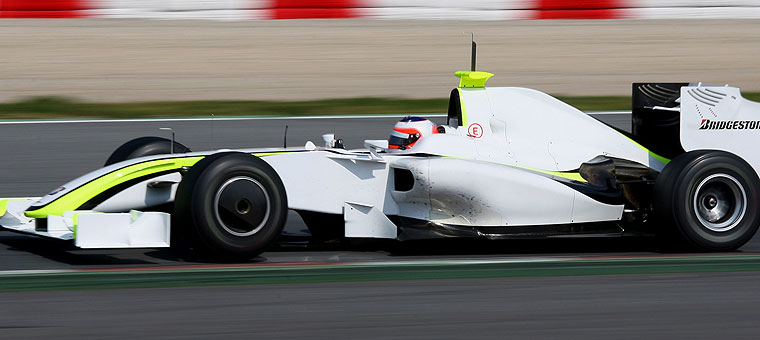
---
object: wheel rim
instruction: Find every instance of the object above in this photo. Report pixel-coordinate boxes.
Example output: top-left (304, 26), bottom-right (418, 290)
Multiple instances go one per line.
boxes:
top-left (692, 173), bottom-right (747, 232)
top-left (213, 176), bottom-right (271, 237)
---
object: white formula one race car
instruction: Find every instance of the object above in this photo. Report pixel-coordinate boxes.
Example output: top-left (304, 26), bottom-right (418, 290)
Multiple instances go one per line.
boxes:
top-left (2, 71), bottom-right (760, 259)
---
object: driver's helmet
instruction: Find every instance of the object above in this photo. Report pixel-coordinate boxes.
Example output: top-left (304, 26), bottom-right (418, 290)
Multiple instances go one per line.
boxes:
top-left (388, 116), bottom-right (438, 150)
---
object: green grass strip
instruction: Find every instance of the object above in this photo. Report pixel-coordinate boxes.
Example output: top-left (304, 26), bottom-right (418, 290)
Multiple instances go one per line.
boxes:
top-left (2, 255), bottom-right (759, 292)
top-left (2, 93), bottom-right (759, 119)
top-left (0, 97), bottom-right (448, 119)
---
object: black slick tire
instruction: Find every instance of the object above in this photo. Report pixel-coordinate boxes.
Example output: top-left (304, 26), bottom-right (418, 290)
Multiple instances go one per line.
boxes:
top-left (654, 150), bottom-right (760, 251)
top-left (105, 136), bottom-right (191, 166)
top-left (174, 152), bottom-right (288, 260)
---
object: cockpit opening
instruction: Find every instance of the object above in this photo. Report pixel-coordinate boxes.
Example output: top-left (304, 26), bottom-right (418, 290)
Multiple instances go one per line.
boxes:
top-left (446, 89), bottom-right (463, 127)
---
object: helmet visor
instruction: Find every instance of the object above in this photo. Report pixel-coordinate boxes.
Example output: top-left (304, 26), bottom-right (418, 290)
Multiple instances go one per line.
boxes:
top-left (388, 130), bottom-right (420, 150)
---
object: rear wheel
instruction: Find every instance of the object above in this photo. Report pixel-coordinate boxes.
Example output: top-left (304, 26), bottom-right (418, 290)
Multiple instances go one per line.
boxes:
top-left (105, 136), bottom-right (191, 166)
top-left (654, 150), bottom-right (760, 251)
top-left (174, 152), bottom-right (288, 260)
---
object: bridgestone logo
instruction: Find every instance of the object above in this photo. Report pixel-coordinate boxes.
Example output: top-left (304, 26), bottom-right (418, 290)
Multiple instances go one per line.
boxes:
top-left (700, 119), bottom-right (760, 130)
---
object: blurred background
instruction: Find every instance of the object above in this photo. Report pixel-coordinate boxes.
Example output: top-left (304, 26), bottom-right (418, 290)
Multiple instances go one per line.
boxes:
top-left (2, 0), bottom-right (760, 105)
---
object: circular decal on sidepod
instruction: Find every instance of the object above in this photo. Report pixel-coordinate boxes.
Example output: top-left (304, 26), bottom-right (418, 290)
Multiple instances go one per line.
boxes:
top-left (467, 123), bottom-right (484, 138)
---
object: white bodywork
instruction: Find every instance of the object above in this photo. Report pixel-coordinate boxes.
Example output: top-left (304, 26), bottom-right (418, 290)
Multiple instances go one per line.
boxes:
top-left (446, 87), bottom-right (665, 171)
top-left (264, 87), bottom-right (666, 233)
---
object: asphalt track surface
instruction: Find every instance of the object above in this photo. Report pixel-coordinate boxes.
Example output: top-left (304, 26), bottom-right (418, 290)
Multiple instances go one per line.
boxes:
top-left (2, 114), bottom-right (760, 339)
top-left (3, 272), bottom-right (760, 339)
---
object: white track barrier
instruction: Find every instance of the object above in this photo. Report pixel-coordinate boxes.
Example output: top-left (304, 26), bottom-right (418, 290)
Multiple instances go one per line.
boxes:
top-left (90, 0), bottom-right (269, 10)
top-left (363, 8), bottom-right (532, 20)
top-left (89, 0), bottom-right (267, 20)
top-left (361, 0), bottom-right (534, 10)
top-left (91, 9), bottom-right (268, 20)
top-left (359, 0), bottom-right (534, 19)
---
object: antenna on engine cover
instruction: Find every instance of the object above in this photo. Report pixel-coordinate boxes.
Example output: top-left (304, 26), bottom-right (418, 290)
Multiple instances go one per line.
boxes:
top-left (455, 33), bottom-right (492, 88)
top-left (465, 32), bottom-right (476, 71)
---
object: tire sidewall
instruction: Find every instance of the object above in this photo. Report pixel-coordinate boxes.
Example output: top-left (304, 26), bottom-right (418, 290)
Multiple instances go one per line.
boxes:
top-left (177, 152), bottom-right (287, 259)
top-left (667, 151), bottom-right (760, 250)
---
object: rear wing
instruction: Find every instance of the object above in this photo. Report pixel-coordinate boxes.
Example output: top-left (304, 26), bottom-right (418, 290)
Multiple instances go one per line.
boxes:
top-left (632, 82), bottom-right (760, 176)
top-left (680, 85), bottom-right (760, 176)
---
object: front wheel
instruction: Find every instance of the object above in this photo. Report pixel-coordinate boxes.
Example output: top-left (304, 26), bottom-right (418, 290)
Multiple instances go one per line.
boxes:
top-left (654, 150), bottom-right (760, 251)
top-left (174, 152), bottom-right (288, 260)
top-left (105, 136), bottom-right (191, 166)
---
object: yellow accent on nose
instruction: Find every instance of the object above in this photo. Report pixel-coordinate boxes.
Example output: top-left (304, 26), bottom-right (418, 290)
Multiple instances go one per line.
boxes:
top-left (0, 198), bottom-right (28, 216)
